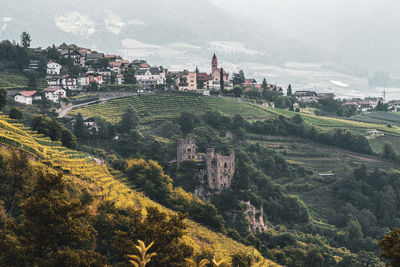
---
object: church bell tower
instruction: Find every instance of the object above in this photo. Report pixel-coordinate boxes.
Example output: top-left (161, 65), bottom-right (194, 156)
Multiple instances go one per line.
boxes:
top-left (212, 53), bottom-right (218, 73)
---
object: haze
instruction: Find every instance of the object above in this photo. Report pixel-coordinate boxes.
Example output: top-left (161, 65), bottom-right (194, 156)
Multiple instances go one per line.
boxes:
top-left (212, 0), bottom-right (400, 72)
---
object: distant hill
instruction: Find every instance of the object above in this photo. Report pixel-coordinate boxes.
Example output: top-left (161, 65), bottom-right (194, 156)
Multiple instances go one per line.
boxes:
top-left (0, 0), bottom-right (327, 70)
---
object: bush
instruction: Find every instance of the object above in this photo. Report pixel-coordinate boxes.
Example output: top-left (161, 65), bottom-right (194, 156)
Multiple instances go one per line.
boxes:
top-left (8, 107), bottom-right (24, 120)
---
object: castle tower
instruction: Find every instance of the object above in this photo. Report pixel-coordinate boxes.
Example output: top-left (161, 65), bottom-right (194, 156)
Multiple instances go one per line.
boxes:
top-left (212, 53), bottom-right (218, 73)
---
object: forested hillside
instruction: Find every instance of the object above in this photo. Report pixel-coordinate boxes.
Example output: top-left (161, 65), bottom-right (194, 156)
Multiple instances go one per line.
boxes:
top-left (0, 113), bottom-right (277, 266)
top-left (68, 92), bottom-right (400, 266)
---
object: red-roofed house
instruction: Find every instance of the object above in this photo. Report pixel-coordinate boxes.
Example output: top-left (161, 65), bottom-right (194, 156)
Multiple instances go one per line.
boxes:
top-left (14, 91), bottom-right (41, 105)
top-left (140, 63), bottom-right (150, 68)
top-left (88, 75), bottom-right (104, 85)
top-left (43, 87), bottom-right (67, 103)
top-left (243, 79), bottom-right (257, 86)
top-left (109, 60), bottom-right (130, 73)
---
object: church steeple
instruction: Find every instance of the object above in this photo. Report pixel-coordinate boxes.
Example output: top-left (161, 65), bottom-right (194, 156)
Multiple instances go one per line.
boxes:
top-left (212, 53), bottom-right (218, 73)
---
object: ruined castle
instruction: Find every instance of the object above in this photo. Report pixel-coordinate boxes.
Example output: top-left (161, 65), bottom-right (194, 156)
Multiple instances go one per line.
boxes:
top-left (177, 138), bottom-right (235, 191)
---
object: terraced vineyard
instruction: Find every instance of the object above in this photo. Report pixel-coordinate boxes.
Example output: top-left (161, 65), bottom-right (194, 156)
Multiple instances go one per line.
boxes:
top-left (0, 113), bottom-right (278, 266)
top-left (70, 93), bottom-right (271, 123)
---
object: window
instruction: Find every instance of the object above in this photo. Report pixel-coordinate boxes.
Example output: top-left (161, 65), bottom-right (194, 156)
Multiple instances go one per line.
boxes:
top-left (224, 162), bottom-right (227, 168)
top-left (187, 148), bottom-right (191, 152)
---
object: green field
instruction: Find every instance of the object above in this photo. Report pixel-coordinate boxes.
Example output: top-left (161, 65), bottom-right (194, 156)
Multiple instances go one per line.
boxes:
top-left (0, 73), bottom-right (47, 90)
top-left (71, 93), bottom-right (272, 123)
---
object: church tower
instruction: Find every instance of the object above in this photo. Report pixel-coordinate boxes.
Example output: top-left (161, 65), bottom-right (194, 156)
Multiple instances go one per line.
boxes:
top-left (212, 53), bottom-right (218, 73)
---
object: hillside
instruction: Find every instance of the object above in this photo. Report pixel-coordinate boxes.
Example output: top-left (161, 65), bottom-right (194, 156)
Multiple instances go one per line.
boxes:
top-left (72, 92), bottom-right (400, 155)
top-left (0, 113), bottom-right (278, 266)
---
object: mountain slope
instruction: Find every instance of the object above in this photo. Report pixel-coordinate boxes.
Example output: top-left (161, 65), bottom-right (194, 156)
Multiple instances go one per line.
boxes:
top-left (0, 113), bottom-right (279, 266)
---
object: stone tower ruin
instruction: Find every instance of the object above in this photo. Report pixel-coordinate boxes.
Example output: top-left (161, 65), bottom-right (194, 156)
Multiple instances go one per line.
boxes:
top-left (176, 138), bottom-right (235, 192)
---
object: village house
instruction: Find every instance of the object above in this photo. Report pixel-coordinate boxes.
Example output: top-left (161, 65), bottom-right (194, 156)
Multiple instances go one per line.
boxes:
top-left (43, 86), bottom-right (67, 103)
top-left (294, 91), bottom-right (318, 102)
top-left (243, 79), bottom-right (257, 86)
top-left (85, 52), bottom-right (105, 63)
top-left (178, 70), bottom-right (197, 91)
top-left (28, 60), bottom-right (40, 71)
top-left (116, 74), bottom-right (124, 85)
top-left (88, 74), bottom-right (104, 85)
top-left (67, 50), bottom-right (84, 66)
top-left (14, 91), bottom-right (41, 105)
top-left (60, 75), bottom-right (78, 90)
top-left (389, 100), bottom-right (400, 111)
top-left (196, 71), bottom-right (211, 90)
top-left (135, 66), bottom-right (166, 89)
top-left (97, 69), bottom-right (112, 78)
top-left (109, 60), bottom-right (130, 73)
top-left (47, 61), bottom-right (62, 75)
top-left (77, 75), bottom-right (90, 87)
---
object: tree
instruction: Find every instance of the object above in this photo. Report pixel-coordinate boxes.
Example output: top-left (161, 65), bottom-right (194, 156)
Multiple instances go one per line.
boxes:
top-left (125, 158), bottom-right (173, 203)
top-left (232, 70), bottom-right (245, 85)
top-left (74, 113), bottom-right (88, 140)
top-left (287, 84), bottom-right (292, 96)
top-left (376, 100), bottom-right (389, 112)
top-left (177, 112), bottom-right (198, 135)
top-left (261, 78), bottom-right (268, 90)
top-left (20, 31), bottom-right (31, 48)
top-left (8, 107), bottom-right (23, 120)
top-left (382, 142), bottom-right (397, 161)
top-left (119, 107), bottom-right (139, 134)
top-left (220, 68), bottom-right (224, 91)
top-left (0, 169), bottom-right (105, 266)
top-left (61, 128), bottom-right (77, 149)
top-left (378, 228), bottom-right (400, 266)
top-left (24, 70), bottom-right (38, 89)
top-left (0, 88), bottom-right (7, 110)
top-left (233, 85), bottom-right (243, 98)
top-left (15, 45), bottom-right (29, 71)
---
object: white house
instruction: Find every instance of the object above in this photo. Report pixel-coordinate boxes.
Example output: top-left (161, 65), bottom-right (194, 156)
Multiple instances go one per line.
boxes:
top-left (116, 74), bottom-right (124, 85)
top-left (77, 76), bottom-right (90, 87)
top-left (60, 75), bottom-right (78, 90)
top-left (47, 61), bottom-right (62, 75)
top-left (135, 66), bottom-right (166, 89)
top-left (294, 91), bottom-right (318, 102)
top-left (43, 87), bottom-right (67, 103)
top-left (14, 91), bottom-right (41, 105)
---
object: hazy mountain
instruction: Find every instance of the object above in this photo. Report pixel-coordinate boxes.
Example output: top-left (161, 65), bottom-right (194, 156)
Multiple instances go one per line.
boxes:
top-left (0, 0), bottom-right (328, 71)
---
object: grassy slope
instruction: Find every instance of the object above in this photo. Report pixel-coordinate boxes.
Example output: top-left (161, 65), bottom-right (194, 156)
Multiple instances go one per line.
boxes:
top-left (0, 73), bottom-right (47, 90)
top-left (0, 113), bottom-right (278, 266)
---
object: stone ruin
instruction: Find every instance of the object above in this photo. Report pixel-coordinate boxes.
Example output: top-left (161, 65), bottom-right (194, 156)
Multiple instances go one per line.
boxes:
top-left (177, 137), bottom-right (235, 192)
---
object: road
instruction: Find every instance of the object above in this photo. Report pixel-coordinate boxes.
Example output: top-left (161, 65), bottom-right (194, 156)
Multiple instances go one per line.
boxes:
top-left (58, 92), bottom-right (137, 118)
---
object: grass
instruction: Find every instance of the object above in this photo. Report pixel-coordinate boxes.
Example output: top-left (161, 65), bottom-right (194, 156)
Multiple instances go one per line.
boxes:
top-left (0, 113), bottom-right (278, 266)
